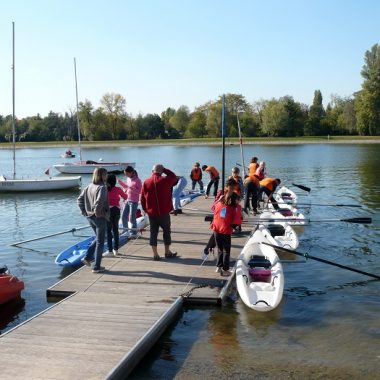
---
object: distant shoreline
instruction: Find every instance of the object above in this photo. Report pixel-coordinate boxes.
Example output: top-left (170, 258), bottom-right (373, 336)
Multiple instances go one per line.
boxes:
top-left (1, 138), bottom-right (380, 149)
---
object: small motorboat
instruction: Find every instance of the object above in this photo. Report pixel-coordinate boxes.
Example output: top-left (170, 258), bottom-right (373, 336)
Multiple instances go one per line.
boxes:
top-left (236, 229), bottom-right (284, 312)
top-left (61, 150), bottom-right (76, 158)
top-left (0, 265), bottom-right (24, 305)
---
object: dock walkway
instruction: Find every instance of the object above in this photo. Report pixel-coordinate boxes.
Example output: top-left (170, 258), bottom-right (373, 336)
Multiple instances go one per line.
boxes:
top-left (0, 197), bottom-right (251, 379)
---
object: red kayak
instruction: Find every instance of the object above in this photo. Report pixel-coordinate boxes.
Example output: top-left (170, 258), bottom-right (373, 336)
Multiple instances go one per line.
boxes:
top-left (0, 268), bottom-right (24, 305)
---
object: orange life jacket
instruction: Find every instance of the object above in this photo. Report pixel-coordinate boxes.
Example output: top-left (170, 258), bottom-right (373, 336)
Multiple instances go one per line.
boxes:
top-left (249, 162), bottom-right (259, 176)
top-left (190, 167), bottom-right (202, 181)
top-left (260, 177), bottom-right (277, 191)
top-left (206, 166), bottom-right (219, 179)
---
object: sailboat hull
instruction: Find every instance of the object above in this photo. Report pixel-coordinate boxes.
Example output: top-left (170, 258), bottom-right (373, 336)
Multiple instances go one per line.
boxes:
top-left (53, 162), bottom-right (135, 174)
top-left (0, 176), bottom-right (81, 192)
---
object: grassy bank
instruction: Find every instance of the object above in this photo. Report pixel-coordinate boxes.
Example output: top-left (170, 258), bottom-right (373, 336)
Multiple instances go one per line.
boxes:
top-left (1, 135), bottom-right (380, 149)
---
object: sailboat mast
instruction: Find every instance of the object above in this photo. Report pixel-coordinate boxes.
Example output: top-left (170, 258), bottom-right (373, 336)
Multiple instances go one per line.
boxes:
top-left (12, 21), bottom-right (16, 179)
top-left (221, 95), bottom-right (226, 190)
top-left (74, 57), bottom-right (82, 161)
top-left (237, 111), bottom-right (246, 176)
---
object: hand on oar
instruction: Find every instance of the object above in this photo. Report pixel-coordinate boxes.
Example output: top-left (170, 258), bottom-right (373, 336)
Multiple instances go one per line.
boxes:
top-left (261, 242), bottom-right (380, 280)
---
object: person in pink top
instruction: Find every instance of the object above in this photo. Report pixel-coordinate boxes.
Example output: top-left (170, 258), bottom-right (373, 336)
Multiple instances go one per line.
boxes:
top-left (118, 166), bottom-right (142, 237)
top-left (105, 174), bottom-right (127, 256)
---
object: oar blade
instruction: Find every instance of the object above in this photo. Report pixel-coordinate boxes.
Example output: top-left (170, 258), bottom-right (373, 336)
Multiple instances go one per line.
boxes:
top-left (292, 183), bottom-right (311, 192)
top-left (341, 217), bottom-right (372, 224)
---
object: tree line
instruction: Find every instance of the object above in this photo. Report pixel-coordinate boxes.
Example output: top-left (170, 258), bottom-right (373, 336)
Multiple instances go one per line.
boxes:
top-left (1, 44), bottom-right (379, 143)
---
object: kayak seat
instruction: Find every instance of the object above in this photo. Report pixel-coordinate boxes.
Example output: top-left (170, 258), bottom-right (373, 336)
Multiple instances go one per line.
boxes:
top-left (267, 224), bottom-right (285, 237)
top-left (278, 208), bottom-right (293, 217)
top-left (248, 255), bottom-right (272, 269)
top-left (249, 268), bottom-right (271, 283)
top-left (281, 192), bottom-right (292, 197)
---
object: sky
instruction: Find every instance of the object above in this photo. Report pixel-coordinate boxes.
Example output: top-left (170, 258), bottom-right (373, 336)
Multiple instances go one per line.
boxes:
top-left (0, 0), bottom-right (379, 119)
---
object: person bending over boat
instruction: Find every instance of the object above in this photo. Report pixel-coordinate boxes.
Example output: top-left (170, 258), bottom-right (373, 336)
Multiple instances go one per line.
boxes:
top-left (118, 166), bottom-right (142, 237)
top-left (105, 174), bottom-right (128, 256)
top-left (259, 177), bottom-right (281, 210)
top-left (140, 164), bottom-right (178, 261)
top-left (171, 176), bottom-right (188, 215)
top-left (202, 164), bottom-right (220, 199)
top-left (77, 167), bottom-right (110, 273)
top-left (211, 179), bottom-right (242, 276)
top-left (190, 162), bottom-right (203, 192)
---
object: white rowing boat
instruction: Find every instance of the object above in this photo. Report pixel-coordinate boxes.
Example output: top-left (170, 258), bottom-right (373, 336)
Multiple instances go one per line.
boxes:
top-left (236, 229), bottom-right (284, 312)
top-left (257, 221), bottom-right (299, 250)
top-left (275, 185), bottom-right (298, 205)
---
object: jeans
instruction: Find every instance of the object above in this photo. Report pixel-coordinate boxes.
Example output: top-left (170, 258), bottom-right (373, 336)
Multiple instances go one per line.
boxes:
top-left (107, 207), bottom-right (120, 251)
top-left (122, 201), bottom-right (138, 232)
top-left (172, 177), bottom-right (188, 210)
top-left (84, 216), bottom-right (107, 270)
top-left (191, 179), bottom-right (204, 191)
top-left (148, 214), bottom-right (171, 246)
top-left (215, 232), bottom-right (231, 271)
top-left (244, 181), bottom-right (259, 211)
top-left (206, 178), bottom-right (219, 197)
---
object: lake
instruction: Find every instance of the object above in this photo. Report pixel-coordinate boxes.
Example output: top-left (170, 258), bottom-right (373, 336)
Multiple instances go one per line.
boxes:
top-left (0, 143), bottom-right (379, 378)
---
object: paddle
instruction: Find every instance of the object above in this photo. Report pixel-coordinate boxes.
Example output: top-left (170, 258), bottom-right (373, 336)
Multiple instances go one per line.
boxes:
top-left (291, 183), bottom-right (311, 192)
top-left (256, 217), bottom-right (372, 224)
top-left (261, 242), bottom-right (380, 280)
top-left (290, 202), bottom-right (362, 208)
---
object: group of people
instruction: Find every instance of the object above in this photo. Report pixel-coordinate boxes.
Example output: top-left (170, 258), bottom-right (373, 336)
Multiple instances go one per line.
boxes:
top-left (76, 157), bottom-right (281, 276)
top-left (77, 164), bottom-right (183, 273)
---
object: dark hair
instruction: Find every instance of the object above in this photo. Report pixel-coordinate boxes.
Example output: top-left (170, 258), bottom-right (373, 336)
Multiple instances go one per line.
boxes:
top-left (106, 173), bottom-right (117, 189)
top-left (202, 165), bottom-right (207, 171)
top-left (251, 157), bottom-right (258, 163)
top-left (225, 178), bottom-right (237, 187)
top-left (275, 178), bottom-right (281, 184)
top-left (125, 165), bottom-right (138, 177)
top-left (220, 191), bottom-right (239, 206)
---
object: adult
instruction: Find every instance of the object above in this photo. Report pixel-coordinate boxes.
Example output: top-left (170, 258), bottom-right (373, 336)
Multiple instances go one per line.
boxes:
top-left (105, 174), bottom-right (127, 256)
top-left (140, 164), bottom-right (178, 260)
top-left (118, 166), bottom-right (142, 237)
top-left (202, 164), bottom-right (220, 199)
top-left (190, 162), bottom-right (203, 192)
top-left (172, 176), bottom-right (188, 215)
top-left (77, 167), bottom-right (110, 273)
top-left (248, 157), bottom-right (259, 176)
top-left (243, 173), bottom-right (260, 215)
top-left (259, 178), bottom-right (281, 210)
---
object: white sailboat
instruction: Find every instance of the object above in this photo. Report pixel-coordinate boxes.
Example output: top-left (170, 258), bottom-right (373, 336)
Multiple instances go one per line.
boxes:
top-left (0, 22), bottom-right (81, 193)
top-left (53, 58), bottom-right (135, 174)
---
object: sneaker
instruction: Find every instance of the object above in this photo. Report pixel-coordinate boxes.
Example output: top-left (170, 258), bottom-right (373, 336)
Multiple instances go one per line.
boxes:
top-left (92, 266), bottom-right (106, 273)
top-left (112, 249), bottom-right (118, 256)
top-left (103, 251), bottom-right (113, 257)
top-left (215, 267), bottom-right (222, 273)
top-left (176, 209), bottom-right (183, 214)
top-left (81, 258), bottom-right (91, 267)
top-left (201, 252), bottom-right (209, 261)
top-left (221, 269), bottom-right (232, 276)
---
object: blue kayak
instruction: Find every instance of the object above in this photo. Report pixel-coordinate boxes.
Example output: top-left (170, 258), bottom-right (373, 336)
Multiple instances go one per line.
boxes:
top-left (55, 236), bottom-right (95, 267)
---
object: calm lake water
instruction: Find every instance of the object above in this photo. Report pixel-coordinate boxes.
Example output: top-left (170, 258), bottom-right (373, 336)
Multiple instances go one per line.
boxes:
top-left (1, 143), bottom-right (379, 379)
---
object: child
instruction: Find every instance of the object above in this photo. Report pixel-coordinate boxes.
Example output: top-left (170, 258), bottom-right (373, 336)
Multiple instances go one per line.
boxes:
top-left (210, 179), bottom-right (242, 275)
top-left (118, 166), bottom-right (142, 237)
top-left (190, 162), bottom-right (203, 192)
top-left (105, 174), bottom-right (127, 256)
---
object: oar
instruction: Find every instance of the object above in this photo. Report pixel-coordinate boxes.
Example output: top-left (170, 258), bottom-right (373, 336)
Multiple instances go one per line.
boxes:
top-left (256, 217), bottom-right (372, 224)
top-left (10, 225), bottom-right (91, 247)
top-left (261, 242), bottom-right (380, 280)
top-left (291, 202), bottom-right (362, 208)
top-left (291, 183), bottom-right (311, 192)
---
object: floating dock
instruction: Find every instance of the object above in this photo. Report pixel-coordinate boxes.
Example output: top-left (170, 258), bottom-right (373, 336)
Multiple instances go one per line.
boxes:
top-left (0, 197), bottom-right (251, 379)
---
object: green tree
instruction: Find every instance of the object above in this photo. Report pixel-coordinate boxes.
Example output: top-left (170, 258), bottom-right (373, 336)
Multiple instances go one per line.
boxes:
top-left (279, 96), bottom-right (306, 136)
top-left (169, 106), bottom-right (190, 137)
top-left (79, 100), bottom-right (95, 141)
top-left (305, 90), bottom-right (325, 135)
top-left (355, 44), bottom-right (380, 135)
top-left (186, 111), bottom-right (207, 137)
top-left (261, 99), bottom-right (288, 136)
top-left (100, 93), bottom-right (127, 140)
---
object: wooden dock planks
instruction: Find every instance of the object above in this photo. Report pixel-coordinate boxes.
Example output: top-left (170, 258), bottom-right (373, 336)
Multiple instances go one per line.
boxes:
top-left (0, 196), bottom-right (252, 379)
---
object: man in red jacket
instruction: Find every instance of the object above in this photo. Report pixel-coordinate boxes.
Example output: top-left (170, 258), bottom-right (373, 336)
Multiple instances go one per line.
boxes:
top-left (141, 164), bottom-right (178, 260)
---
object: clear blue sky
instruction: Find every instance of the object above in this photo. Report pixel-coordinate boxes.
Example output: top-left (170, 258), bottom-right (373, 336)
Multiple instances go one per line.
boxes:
top-left (0, 0), bottom-right (379, 118)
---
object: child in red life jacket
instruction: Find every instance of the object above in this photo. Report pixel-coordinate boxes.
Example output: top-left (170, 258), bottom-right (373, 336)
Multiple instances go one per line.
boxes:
top-left (210, 179), bottom-right (242, 276)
